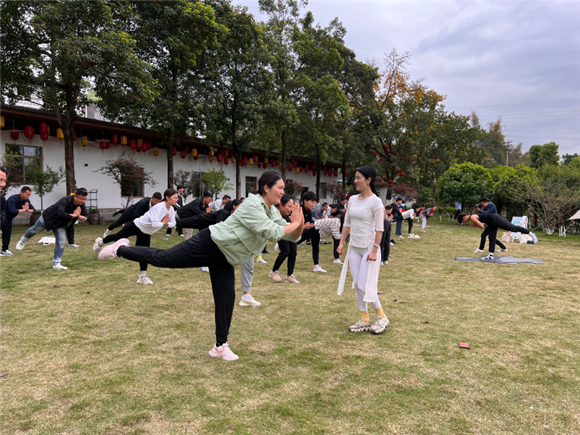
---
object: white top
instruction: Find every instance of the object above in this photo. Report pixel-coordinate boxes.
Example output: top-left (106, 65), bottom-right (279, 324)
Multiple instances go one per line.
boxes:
top-left (343, 194), bottom-right (384, 249)
top-left (134, 202), bottom-right (176, 235)
top-left (402, 208), bottom-right (415, 219)
top-left (210, 199), bottom-right (223, 211)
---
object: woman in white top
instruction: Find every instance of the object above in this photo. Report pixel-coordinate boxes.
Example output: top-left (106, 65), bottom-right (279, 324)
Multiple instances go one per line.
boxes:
top-left (337, 166), bottom-right (389, 335)
top-left (93, 188), bottom-right (178, 284)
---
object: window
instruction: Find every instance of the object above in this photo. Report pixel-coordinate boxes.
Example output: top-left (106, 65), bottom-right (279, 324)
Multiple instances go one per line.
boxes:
top-left (320, 182), bottom-right (328, 199)
top-left (121, 167), bottom-right (144, 198)
top-left (245, 176), bottom-right (257, 197)
top-left (4, 144), bottom-right (43, 184)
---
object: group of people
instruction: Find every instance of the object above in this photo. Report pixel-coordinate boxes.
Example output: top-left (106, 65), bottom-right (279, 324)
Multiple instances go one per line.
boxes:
top-left (1, 162), bottom-right (535, 363)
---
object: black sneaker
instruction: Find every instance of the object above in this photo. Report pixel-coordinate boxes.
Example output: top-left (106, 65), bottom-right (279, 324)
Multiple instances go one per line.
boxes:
top-left (262, 249), bottom-right (270, 254)
top-left (482, 254), bottom-right (495, 260)
top-left (390, 239), bottom-right (396, 245)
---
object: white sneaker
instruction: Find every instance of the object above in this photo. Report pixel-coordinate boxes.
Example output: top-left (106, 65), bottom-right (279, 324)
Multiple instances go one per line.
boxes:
top-left (16, 240), bottom-right (26, 251)
top-left (349, 318), bottom-right (371, 332)
top-left (268, 270), bottom-right (283, 283)
top-left (98, 238), bottom-right (130, 261)
top-left (93, 238), bottom-right (104, 254)
top-left (274, 243), bottom-right (279, 252)
top-left (136, 276), bottom-right (153, 284)
top-left (200, 267), bottom-right (209, 272)
top-left (482, 254), bottom-right (495, 260)
top-left (285, 274), bottom-right (300, 284)
top-left (53, 263), bottom-right (68, 270)
top-left (1, 250), bottom-right (14, 257)
top-left (163, 237), bottom-right (169, 240)
top-left (103, 229), bottom-right (111, 238)
top-left (256, 257), bottom-right (267, 264)
top-left (333, 259), bottom-right (343, 264)
top-left (180, 234), bottom-right (185, 237)
top-left (499, 248), bottom-right (508, 252)
top-left (208, 343), bottom-right (239, 361)
top-left (370, 316), bottom-right (390, 335)
top-left (398, 235), bottom-right (404, 239)
top-left (68, 244), bottom-right (79, 248)
top-left (313, 265), bottom-right (327, 273)
top-left (473, 249), bottom-right (484, 253)
top-left (239, 295), bottom-right (262, 307)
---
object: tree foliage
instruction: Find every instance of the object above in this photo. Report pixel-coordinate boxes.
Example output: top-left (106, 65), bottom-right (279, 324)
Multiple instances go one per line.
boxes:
top-left (202, 168), bottom-right (233, 199)
top-left (95, 154), bottom-right (157, 208)
top-left (26, 164), bottom-right (66, 211)
top-left (437, 163), bottom-right (492, 211)
top-left (529, 142), bottom-right (560, 169)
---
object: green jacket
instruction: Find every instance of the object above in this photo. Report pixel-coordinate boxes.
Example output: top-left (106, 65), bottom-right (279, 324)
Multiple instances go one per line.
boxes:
top-left (209, 193), bottom-right (300, 266)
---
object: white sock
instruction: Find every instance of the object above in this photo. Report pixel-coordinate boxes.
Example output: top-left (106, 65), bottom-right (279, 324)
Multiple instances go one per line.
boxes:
top-left (242, 293), bottom-right (251, 299)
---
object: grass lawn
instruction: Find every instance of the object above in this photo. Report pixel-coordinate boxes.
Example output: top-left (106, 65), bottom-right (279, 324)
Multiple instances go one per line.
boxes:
top-left (1, 221), bottom-right (579, 435)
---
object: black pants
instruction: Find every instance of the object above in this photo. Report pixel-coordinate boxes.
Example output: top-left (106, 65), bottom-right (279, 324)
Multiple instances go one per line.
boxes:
top-left (297, 227), bottom-right (320, 265)
top-left (165, 226), bottom-right (183, 236)
top-left (66, 225), bottom-right (75, 244)
top-left (479, 226), bottom-right (506, 251)
top-left (487, 223), bottom-right (529, 253)
top-left (273, 240), bottom-right (297, 275)
top-left (2, 219), bottom-right (12, 251)
top-left (333, 238), bottom-right (340, 259)
top-left (406, 217), bottom-right (413, 235)
top-left (108, 212), bottom-right (135, 231)
top-left (380, 219), bottom-right (392, 261)
top-left (117, 228), bottom-right (235, 344)
top-left (103, 221), bottom-right (151, 271)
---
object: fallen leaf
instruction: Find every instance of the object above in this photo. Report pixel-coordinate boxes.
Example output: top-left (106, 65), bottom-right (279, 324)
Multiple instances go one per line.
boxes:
top-left (393, 299), bottom-right (397, 302)
top-left (422, 321), bottom-right (430, 324)
top-left (53, 285), bottom-right (62, 288)
top-left (86, 292), bottom-right (90, 295)
top-left (0, 373), bottom-right (6, 378)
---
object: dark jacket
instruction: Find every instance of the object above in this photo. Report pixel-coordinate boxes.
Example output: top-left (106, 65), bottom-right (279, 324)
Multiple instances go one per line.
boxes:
top-left (302, 204), bottom-right (314, 225)
top-left (6, 194), bottom-right (36, 221)
top-left (0, 194), bottom-right (6, 224)
top-left (125, 197), bottom-right (152, 220)
top-left (480, 202), bottom-right (498, 214)
top-left (178, 197), bottom-right (208, 219)
top-left (41, 196), bottom-right (89, 231)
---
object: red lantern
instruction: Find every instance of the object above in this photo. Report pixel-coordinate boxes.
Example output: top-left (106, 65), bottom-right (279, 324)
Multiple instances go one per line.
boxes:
top-left (111, 134), bottom-right (119, 146)
top-left (39, 122), bottom-right (48, 134)
top-left (224, 150), bottom-right (229, 158)
top-left (217, 153), bottom-right (222, 163)
top-left (334, 169), bottom-right (338, 176)
top-left (99, 141), bottom-right (107, 153)
top-left (172, 146), bottom-right (177, 156)
top-left (388, 180), bottom-right (394, 184)
top-left (130, 139), bottom-right (137, 150)
top-left (105, 142), bottom-right (111, 149)
top-left (224, 157), bottom-right (229, 165)
top-left (304, 166), bottom-right (309, 174)
top-left (257, 162), bottom-right (262, 168)
top-left (24, 125), bottom-right (34, 143)
top-left (40, 131), bottom-right (49, 145)
top-left (312, 170), bottom-right (316, 177)
top-left (311, 164), bottom-right (316, 171)
top-left (10, 129), bottom-right (19, 142)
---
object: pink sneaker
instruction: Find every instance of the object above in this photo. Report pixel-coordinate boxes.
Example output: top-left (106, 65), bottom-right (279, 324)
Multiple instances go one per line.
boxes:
top-left (98, 238), bottom-right (130, 261)
top-left (208, 343), bottom-right (239, 361)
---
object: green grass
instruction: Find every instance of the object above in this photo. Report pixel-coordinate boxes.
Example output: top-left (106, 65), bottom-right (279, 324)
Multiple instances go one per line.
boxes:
top-left (1, 221), bottom-right (579, 434)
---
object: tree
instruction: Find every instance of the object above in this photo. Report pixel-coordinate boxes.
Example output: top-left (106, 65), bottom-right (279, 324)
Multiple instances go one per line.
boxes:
top-left (95, 154), bottom-right (157, 207)
top-left (201, 2), bottom-right (272, 198)
top-left (490, 164), bottom-right (536, 217)
top-left (202, 168), bottom-right (233, 199)
top-left (131, 0), bottom-right (224, 189)
top-left (27, 164), bottom-right (66, 211)
top-left (282, 179), bottom-right (303, 200)
top-left (324, 181), bottom-right (346, 202)
top-left (1, 1), bottom-right (155, 194)
top-left (0, 149), bottom-right (23, 194)
top-left (437, 163), bottom-right (492, 211)
top-left (173, 170), bottom-right (202, 202)
top-left (561, 153), bottom-right (578, 166)
top-left (529, 142), bottom-right (560, 169)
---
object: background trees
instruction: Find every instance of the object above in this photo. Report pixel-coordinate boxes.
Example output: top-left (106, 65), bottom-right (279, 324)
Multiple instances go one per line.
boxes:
top-left (1, 0), bottom-right (154, 193)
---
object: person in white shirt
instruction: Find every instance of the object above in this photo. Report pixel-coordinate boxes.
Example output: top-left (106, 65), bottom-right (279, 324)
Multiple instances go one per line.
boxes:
top-left (210, 195), bottom-right (231, 212)
top-left (93, 188), bottom-right (178, 284)
top-left (337, 166), bottom-right (389, 335)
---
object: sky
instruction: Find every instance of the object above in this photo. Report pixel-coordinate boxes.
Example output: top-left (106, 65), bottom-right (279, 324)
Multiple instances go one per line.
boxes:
top-left (233, 0), bottom-right (580, 158)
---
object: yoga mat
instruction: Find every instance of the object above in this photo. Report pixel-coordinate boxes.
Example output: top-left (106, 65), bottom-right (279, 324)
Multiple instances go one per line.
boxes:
top-left (455, 256), bottom-right (544, 264)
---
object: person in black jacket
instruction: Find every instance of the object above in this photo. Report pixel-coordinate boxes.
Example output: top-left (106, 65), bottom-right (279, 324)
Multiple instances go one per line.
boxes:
top-left (2, 186), bottom-right (35, 256)
top-left (0, 166), bottom-right (8, 256)
top-left (16, 188), bottom-right (89, 270)
top-left (103, 193), bottom-right (162, 238)
top-left (295, 191), bottom-right (326, 273)
top-left (177, 192), bottom-right (212, 239)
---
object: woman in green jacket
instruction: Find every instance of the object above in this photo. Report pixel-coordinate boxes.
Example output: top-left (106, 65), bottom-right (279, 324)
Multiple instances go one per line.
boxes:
top-left (98, 172), bottom-right (304, 361)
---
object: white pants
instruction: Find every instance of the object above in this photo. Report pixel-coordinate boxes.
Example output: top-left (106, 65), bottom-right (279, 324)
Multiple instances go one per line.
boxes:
top-left (349, 247), bottom-right (382, 312)
top-left (421, 216), bottom-right (427, 230)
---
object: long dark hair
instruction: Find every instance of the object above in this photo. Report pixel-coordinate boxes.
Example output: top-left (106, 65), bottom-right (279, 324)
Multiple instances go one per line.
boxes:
top-left (356, 165), bottom-right (378, 196)
top-left (258, 171), bottom-right (282, 195)
top-left (223, 198), bottom-right (242, 214)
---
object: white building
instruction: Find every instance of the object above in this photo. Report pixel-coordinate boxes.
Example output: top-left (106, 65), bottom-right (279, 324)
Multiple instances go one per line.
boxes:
top-left (1, 105), bottom-right (343, 222)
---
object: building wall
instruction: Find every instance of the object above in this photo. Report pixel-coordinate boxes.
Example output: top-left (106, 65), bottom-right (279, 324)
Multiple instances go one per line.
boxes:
top-left (1, 130), bottom-right (339, 218)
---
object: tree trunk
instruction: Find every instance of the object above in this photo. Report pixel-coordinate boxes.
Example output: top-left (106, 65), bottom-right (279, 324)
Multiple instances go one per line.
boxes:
top-left (236, 153), bottom-right (242, 199)
top-left (64, 124), bottom-right (77, 194)
top-left (315, 151), bottom-right (321, 200)
top-left (166, 127), bottom-right (174, 189)
top-left (281, 129), bottom-right (288, 180)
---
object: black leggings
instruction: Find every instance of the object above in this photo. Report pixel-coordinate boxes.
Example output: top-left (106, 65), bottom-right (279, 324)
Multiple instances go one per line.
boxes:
top-left (406, 217), bottom-right (413, 235)
top-left (2, 220), bottom-right (12, 251)
top-left (296, 227), bottom-right (320, 265)
top-left (103, 221), bottom-right (151, 271)
top-left (487, 223), bottom-right (529, 253)
top-left (380, 219), bottom-right (392, 261)
top-left (479, 226), bottom-right (506, 251)
top-left (117, 228), bottom-right (235, 344)
top-left (272, 240), bottom-right (297, 275)
top-left (108, 212), bottom-right (134, 231)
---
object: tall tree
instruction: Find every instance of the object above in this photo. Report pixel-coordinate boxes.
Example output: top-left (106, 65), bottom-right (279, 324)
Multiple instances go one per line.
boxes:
top-left (1, 1), bottom-right (154, 193)
top-left (529, 142), bottom-right (560, 169)
top-left (201, 2), bottom-right (272, 198)
top-left (131, 0), bottom-right (224, 189)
